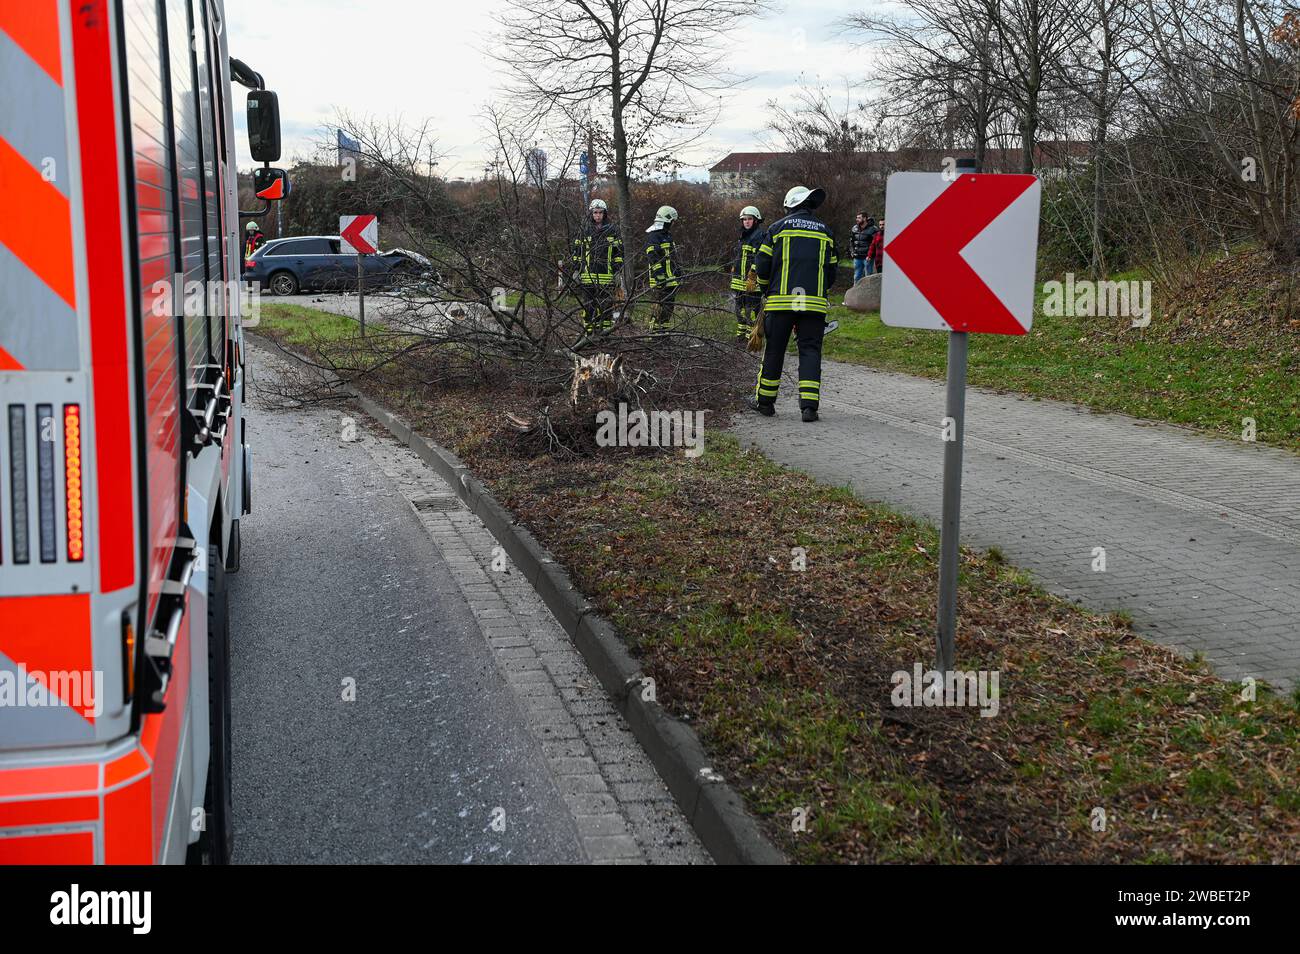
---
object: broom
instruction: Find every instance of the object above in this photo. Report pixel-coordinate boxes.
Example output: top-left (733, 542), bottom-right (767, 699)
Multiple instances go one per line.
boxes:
top-left (746, 303), bottom-right (765, 353)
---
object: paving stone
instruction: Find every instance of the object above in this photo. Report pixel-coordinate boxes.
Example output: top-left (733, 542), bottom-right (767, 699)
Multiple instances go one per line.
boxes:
top-left (731, 360), bottom-right (1300, 690)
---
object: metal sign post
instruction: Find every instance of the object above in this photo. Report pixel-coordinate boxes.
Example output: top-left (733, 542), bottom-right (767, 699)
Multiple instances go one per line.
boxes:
top-left (935, 331), bottom-right (968, 670)
top-left (934, 157), bottom-right (977, 672)
top-left (880, 157), bottom-right (1041, 673)
top-left (357, 253), bottom-right (366, 337)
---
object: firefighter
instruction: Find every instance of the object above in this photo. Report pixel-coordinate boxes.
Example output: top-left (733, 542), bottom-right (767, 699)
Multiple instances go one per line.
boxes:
top-left (748, 185), bottom-right (838, 423)
top-left (731, 205), bottom-right (764, 342)
top-left (244, 220), bottom-right (265, 258)
top-left (644, 205), bottom-right (679, 331)
top-left (572, 198), bottom-right (623, 334)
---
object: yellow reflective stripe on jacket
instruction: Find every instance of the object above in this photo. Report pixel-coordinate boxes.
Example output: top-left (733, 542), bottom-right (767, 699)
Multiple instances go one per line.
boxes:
top-left (575, 236), bottom-right (620, 280)
top-left (776, 229), bottom-right (833, 241)
top-left (646, 240), bottom-right (677, 286)
top-left (763, 294), bottom-right (829, 314)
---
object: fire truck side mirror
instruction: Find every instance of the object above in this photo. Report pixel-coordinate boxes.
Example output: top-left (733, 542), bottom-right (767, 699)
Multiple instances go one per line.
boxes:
top-left (252, 166), bottom-right (290, 201)
top-left (246, 89), bottom-right (281, 162)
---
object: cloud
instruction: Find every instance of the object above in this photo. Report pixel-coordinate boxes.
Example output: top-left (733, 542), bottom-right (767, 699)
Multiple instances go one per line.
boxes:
top-left (225, 0), bottom-right (879, 181)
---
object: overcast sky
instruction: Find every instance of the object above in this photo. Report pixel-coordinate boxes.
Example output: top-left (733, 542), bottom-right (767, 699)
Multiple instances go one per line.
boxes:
top-left (226, 0), bottom-right (885, 181)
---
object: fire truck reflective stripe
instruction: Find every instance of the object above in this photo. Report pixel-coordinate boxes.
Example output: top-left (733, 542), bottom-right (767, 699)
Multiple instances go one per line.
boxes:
top-left (0, 17), bottom-right (80, 371)
top-left (0, 762), bottom-right (97, 800)
top-left (105, 747), bottom-right (150, 788)
top-left (0, 0), bottom-right (62, 85)
top-left (0, 136), bottom-right (75, 308)
top-left (71, 3), bottom-right (135, 593)
top-left (0, 227), bottom-right (81, 370)
top-left (0, 593), bottom-right (95, 721)
top-left (0, 830), bottom-right (95, 864)
top-left (0, 29), bottom-right (70, 196)
top-left (0, 795), bottom-right (97, 827)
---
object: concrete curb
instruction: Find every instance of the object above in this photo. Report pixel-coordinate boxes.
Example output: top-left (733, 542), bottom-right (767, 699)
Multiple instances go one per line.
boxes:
top-left (348, 387), bottom-right (787, 865)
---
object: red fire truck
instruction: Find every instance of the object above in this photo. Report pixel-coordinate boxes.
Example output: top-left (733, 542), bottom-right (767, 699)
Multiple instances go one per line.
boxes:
top-left (0, 0), bottom-right (287, 863)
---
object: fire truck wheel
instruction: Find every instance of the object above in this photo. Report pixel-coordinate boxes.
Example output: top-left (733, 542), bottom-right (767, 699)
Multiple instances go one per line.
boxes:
top-left (188, 542), bottom-right (234, 864)
top-left (269, 270), bottom-right (298, 296)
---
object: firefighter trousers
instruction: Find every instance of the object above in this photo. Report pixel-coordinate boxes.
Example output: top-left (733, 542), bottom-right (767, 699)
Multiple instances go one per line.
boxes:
top-left (580, 283), bottom-right (614, 333)
top-left (648, 285), bottom-right (677, 330)
top-left (734, 292), bottom-right (762, 339)
top-left (755, 310), bottom-right (824, 410)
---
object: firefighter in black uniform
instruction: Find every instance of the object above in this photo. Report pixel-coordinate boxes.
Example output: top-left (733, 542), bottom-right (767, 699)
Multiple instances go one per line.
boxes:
top-left (572, 198), bottom-right (623, 334)
top-left (730, 205), bottom-right (764, 342)
top-left (644, 205), bottom-right (679, 331)
top-left (244, 220), bottom-right (265, 257)
top-left (748, 185), bottom-right (838, 423)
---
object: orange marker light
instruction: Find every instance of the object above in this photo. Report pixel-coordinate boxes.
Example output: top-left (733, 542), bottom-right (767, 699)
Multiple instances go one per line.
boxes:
top-left (122, 619), bottom-right (135, 700)
top-left (63, 404), bottom-right (84, 562)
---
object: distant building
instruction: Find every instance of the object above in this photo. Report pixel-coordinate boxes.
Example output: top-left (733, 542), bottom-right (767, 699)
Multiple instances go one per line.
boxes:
top-left (707, 152), bottom-right (787, 199)
top-left (707, 142), bottom-right (1091, 196)
top-left (336, 129), bottom-right (362, 167)
top-left (525, 147), bottom-right (548, 187)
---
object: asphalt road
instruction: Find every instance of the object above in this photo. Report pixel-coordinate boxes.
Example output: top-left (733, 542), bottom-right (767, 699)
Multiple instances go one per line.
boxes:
top-left (228, 351), bottom-right (584, 863)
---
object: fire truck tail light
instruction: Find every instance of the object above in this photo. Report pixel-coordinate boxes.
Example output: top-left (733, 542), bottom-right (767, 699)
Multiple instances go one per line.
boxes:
top-left (122, 616), bottom-right (136, 702)
top-left (64, 404), bottom-right (84, 562)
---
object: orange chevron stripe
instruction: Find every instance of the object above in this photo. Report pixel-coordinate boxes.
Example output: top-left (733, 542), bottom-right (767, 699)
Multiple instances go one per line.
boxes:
top-left (0, 594), bottom-right (95, 723)
top-left (0, 345), bottom-right (23, 370)
top-left (0, 0), bottom-right (62, 85)
top-left (0, 135), bottom-right (76, 308)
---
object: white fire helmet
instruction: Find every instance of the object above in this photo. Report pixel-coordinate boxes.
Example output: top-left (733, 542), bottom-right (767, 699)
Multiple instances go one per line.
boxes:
top-left (782, 185), bottom-right (826, 210)
top-left (654, 205), bottom-right (678, 225)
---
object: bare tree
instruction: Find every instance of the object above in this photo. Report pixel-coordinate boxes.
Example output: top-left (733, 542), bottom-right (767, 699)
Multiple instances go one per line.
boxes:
top-left (849, 0), bottom-right (1008, 170)
top-left (492, 0), bottom-right (755, 281)
top-left (759, 81), bottom-right (891, 232)
top-left (976, 0), bottom-right (1082, 174)
top-left (1129, 1), bottom-right (1300, 261)
top-left (276, 111), bottom-right (749, 455)
top-left (1052, 0), bottom-right (1143, 276)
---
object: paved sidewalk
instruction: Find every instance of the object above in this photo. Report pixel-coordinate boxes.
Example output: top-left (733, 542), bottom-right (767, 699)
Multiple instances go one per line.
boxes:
top-left (731, 360), bottom-right (1300, 691)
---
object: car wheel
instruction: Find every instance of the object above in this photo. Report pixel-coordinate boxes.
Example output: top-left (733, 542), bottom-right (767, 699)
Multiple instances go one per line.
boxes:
top-left (269, 271), bottom-right (299, 296)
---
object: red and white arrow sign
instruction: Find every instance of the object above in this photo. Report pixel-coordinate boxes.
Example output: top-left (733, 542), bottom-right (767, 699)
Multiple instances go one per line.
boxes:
top-left (881, 172), bottom-right (1040, 334)
top-left (339, 214), bottom-right (379, 254)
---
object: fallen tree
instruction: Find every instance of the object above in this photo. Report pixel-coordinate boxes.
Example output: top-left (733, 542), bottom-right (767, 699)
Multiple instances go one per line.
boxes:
top-left (269, 111), bottom-right (750, 456)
